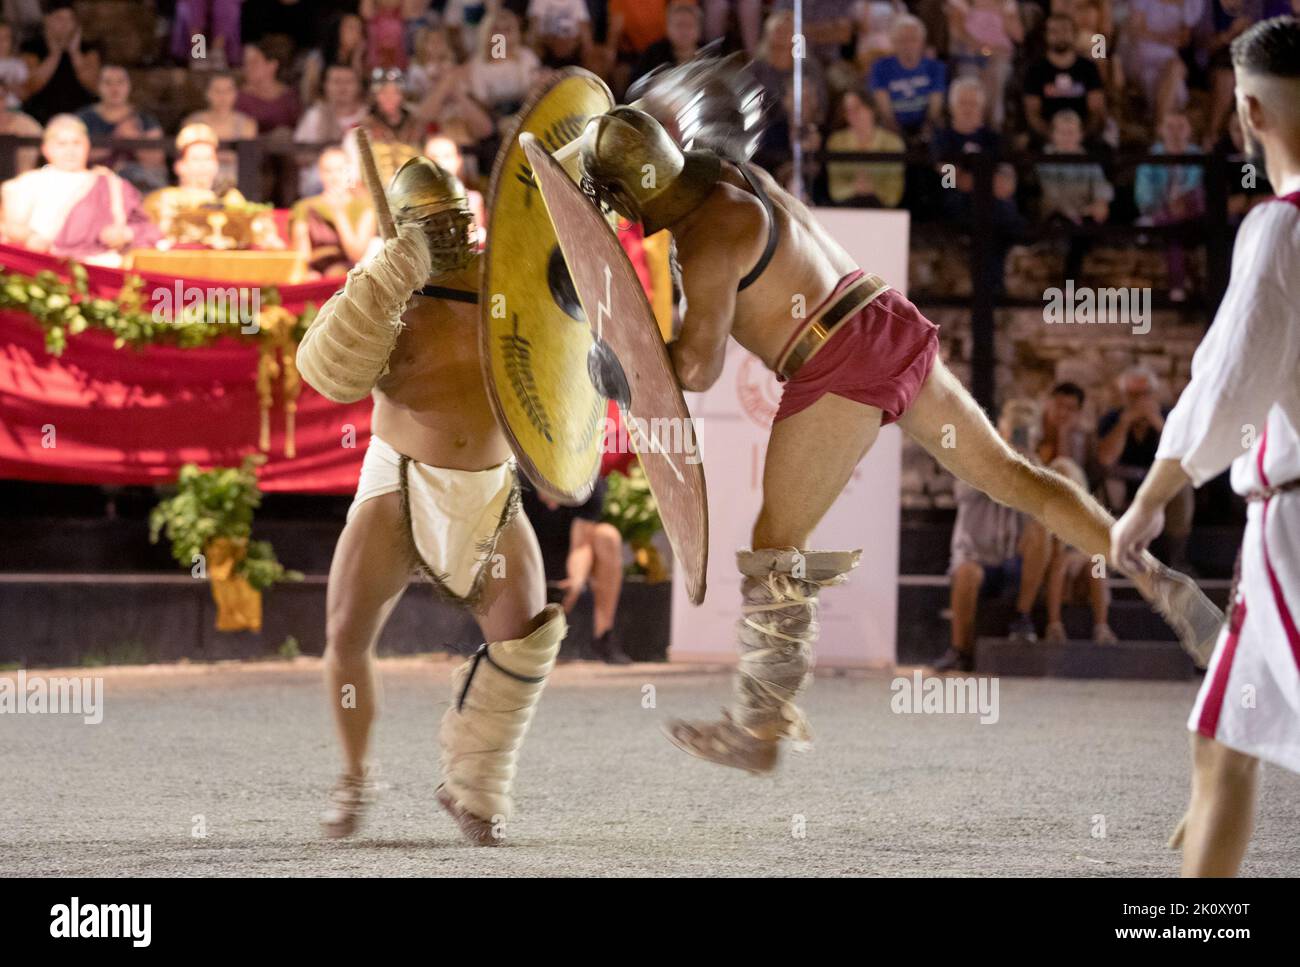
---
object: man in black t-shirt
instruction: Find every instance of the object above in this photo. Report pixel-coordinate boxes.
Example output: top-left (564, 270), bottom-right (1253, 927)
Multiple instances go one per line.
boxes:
top-left (19, 3), bottom-right (96, 124)
top-left (1021, 13), bottom-right (1107, 144)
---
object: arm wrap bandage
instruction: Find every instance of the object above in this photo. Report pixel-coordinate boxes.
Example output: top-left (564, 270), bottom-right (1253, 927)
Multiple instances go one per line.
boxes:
top-left (296, 223), bottom-right (433, 403)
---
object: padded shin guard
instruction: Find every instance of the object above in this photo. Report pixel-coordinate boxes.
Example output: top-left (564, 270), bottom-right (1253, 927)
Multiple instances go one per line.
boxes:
top-left (296, 223), bottom-right (432, 403)
top-left (439, 604), bottom-right (566, 823)
top-left (732, 549), bottom-right (861, 743)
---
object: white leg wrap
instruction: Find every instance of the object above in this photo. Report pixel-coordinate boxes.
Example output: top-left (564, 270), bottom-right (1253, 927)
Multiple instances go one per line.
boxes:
top-left (439, 605), bottom-right (566, 822)
top-left (732, 549), bottom-right (860, 744)
top-left (296, 223), bottom-right (432, 403)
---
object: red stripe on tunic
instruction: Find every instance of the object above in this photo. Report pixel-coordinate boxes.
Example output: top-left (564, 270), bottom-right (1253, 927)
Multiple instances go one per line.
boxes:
top-left (1198, 600), bottom-right (1244, 739)
top-left (1256, 428), bottom-right (1300, 670)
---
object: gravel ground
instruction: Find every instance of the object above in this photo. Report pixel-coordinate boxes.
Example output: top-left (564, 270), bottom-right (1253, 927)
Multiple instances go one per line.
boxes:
top-left (2, 659), bottom-right (1297, 877)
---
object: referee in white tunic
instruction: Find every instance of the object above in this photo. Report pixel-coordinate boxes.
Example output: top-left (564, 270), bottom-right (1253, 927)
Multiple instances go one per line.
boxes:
top-left (1112, 16), bottom-right (1300, 877)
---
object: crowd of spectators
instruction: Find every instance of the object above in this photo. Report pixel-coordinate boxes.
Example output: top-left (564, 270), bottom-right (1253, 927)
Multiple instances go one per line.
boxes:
top-left (0, 0), bottom-right (1291, 280)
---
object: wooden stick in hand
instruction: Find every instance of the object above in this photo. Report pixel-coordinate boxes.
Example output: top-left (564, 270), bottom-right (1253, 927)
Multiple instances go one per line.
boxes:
top-left (353, 127), bottom-right (395, 241)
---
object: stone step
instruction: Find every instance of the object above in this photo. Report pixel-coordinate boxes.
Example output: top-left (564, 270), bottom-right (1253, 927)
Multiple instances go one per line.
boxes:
top-left (0, 574), bottom-right (672, 668)
top-left (974, 636), bottom-right (1199, 681)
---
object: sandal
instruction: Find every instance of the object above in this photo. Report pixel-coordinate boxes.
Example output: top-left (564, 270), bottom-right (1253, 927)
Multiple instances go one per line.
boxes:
top-left (663, 710), bottom-right (780, 775)
top-left (320, 771), bottom-right (374, 839)
top-left (436, 784), bottom-right (502, 847)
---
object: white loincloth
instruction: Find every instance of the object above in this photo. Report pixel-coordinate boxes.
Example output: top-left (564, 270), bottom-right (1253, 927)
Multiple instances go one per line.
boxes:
top-left (348, 435), bottom-right (519, 604)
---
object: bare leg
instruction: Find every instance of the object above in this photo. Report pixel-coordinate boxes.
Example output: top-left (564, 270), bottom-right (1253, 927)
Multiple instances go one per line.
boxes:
top-left (1086, 567), bottom-right (1111, 627)
top-left (900, 364), bottom-right (1147, 582)
top-left (319, 493), bottom-right (413, 838)
top-left (324, 493), bottom-right (413, 779)
top-left (950, 560), bottom-right (985, 653)
top-left (1017, 518), bottom-right (1050, 616)
top-left (1180, 732), bottom-right (1260, 877)
top-left (1045, 545), bottom-right (1069, 630)
top-left (587, 521), bottom-right (624, 639)
top-left (560, 522), bottom-right (595, 614)
top-left (753, 393), bottom-right (882, 549)
top-left (899, 360), bottom-right (1224, 658)
top-left (899, 361), bottom-right (1117, 558)
top-left (476, 512), bottom-right (547, 643)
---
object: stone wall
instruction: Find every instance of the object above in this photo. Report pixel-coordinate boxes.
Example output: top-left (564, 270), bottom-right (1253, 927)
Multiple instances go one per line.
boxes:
top-left (903, 241), bottom-right (1210, 509)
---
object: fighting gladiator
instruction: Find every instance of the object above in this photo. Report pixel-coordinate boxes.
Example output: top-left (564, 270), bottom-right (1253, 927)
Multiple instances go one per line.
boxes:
top-left (297, 151), bottom-right (563, 846)
top-left (573, 57), bottom-right (1226, 775)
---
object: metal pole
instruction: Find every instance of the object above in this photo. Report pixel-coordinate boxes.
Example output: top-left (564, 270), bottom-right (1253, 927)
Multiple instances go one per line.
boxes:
top-left (1205, 150), bottom-right (1230, 316)
top-left (791, 0), bottom-right (803, 201)
top-left (970, 152), bottom-right (996, 414)
top-left (0, 134), bottom-right (16, 182)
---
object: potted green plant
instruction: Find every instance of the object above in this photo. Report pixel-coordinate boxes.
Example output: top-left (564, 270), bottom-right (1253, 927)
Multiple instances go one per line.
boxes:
top-left (600, 465), bottom-right (673, 661)
top-left (149, 455), bottom-right (301, 631)
top-left (601, 465), bottom-right (667, 580)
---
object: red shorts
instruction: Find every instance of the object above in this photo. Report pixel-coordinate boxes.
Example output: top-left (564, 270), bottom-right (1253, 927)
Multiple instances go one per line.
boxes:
top-left (774, 279), bottom-right (939, 425)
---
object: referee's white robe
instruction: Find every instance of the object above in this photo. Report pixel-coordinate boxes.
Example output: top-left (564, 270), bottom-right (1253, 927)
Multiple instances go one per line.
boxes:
top-left (1156, 184), bottom-right (1300, 772)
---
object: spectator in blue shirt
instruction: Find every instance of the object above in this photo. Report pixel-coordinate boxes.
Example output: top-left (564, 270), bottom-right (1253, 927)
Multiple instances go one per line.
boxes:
top-left (869, 14), bottom-right (946, 143)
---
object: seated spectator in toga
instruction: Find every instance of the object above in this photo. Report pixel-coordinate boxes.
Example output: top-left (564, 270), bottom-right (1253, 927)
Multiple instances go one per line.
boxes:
top-left (0, 113), bottom-right (158, 266)
top-left (143, 123), bottom-right (285, 250)
top-left (289, 145), bottom-right (376, 279)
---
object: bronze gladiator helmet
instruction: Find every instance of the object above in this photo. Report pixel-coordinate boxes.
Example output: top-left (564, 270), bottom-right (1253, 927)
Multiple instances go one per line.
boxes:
top-left (578, 106), bottom-right (722, 236)
top-left (387, 156), bottom-right (475, 274)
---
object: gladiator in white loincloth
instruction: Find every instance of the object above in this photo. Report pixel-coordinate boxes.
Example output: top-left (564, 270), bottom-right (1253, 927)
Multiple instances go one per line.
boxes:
top-left (297, 153), bottom-right (565, 845)
top-left (348, 435), bottom-right (520, 608)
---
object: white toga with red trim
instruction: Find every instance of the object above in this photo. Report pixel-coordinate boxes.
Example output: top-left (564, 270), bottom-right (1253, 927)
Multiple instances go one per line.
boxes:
top-left (1155, 184), bottom-right (1300, 772)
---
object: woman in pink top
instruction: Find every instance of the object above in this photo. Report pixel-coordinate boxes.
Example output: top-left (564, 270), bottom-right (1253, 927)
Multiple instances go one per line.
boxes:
top-left (235, 42), bottom-right (302, 205)
top-left (236, 42), bottom-right (301, 136)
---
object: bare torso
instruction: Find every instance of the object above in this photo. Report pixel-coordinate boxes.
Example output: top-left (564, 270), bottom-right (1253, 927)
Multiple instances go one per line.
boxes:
top-left (672, 161), bottom-right (860, 371)
top-left (371, 255), bottom-right (511, 469)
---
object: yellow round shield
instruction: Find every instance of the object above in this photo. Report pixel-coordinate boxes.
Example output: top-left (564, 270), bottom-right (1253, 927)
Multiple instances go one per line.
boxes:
top-left (480, 69), bottom-right (615, 505)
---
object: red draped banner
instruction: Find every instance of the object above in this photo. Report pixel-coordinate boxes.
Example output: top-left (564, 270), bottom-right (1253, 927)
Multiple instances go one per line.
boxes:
top-left (0, 243), bottom-right (369, 493)
top-left (1, 223), bottom-right (656, 494)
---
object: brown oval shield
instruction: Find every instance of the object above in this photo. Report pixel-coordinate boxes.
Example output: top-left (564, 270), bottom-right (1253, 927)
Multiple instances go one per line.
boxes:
top-left (521, 134), bottom-right (709, 605)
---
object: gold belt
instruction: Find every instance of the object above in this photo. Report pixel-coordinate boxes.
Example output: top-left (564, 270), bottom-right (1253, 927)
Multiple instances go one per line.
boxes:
top-left (776, 273), bottom-right (891, 380)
